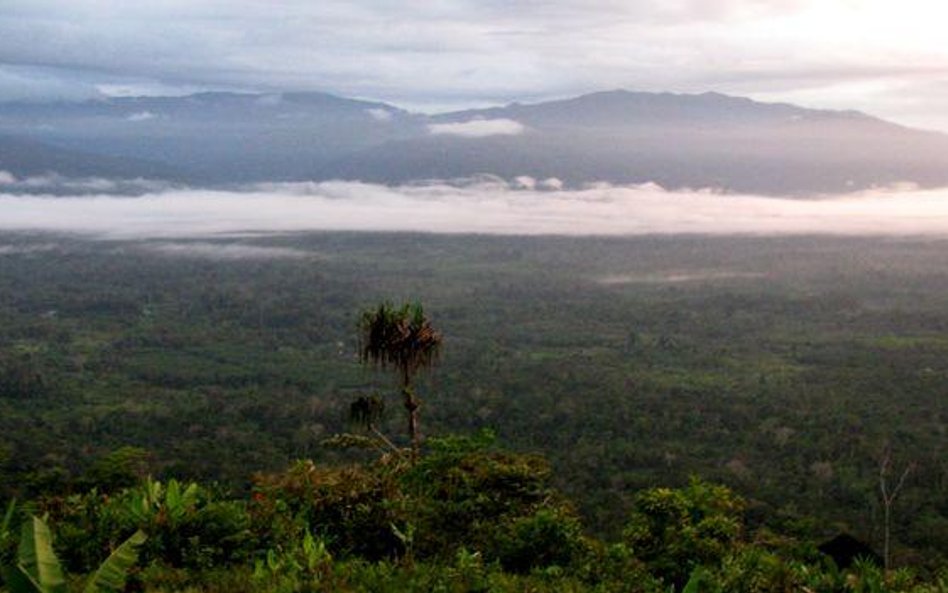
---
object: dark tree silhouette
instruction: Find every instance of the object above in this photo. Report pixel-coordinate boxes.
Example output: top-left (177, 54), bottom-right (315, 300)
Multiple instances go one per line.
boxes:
top-left (358, 302), bottom-right (441, 460)
top-left (348, 394), bottom-right (399, 454)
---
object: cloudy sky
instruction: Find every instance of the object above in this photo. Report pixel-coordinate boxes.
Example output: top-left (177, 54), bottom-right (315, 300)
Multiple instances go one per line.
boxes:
top-left (3, 0), bottom-right (948, 129)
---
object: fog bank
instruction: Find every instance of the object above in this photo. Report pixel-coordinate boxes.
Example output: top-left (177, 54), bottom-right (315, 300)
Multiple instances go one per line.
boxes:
top-left (2, 180), bottom-right (948, 239)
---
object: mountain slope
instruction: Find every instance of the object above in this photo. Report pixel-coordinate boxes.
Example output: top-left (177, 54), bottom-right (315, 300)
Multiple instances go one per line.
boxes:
top-left (332, 90), bottom-right (948, 194)
top-left (0, 91), bottom-right (423, 183)
top-left (0, 134), bottom-right (182, 183)
top-left (3, 89), bottom-right (948, 194)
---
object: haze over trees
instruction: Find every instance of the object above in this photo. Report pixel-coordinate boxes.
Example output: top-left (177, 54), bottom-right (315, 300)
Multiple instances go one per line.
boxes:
top-left (3, 2), bottom-right (948, 590)
top-left (0, 233), bottom-right (946, 582)
top-left (2, 80), bottom-right (948, 593)
top-left (1, 262), bottom-right (945, 590)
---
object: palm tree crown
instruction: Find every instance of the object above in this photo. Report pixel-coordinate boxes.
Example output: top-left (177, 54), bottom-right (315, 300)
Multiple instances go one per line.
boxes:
top-left (359, 302), bottom-right (441, 387)
top-left (358, 302), bottom-right (441, 459)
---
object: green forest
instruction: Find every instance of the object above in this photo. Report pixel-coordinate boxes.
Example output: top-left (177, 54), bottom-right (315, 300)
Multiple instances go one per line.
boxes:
top-left (0, 231), bottom-right (946, 592)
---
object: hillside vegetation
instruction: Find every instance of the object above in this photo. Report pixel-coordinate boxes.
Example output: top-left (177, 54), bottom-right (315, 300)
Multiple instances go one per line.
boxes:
top-left (0, 232), bottom-right (946, 591)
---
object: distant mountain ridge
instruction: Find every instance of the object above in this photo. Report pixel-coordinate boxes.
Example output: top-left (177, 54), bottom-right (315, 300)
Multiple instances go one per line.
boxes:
top-left (0, 133), bottom-right (181, 181)
top-left (0, 91), bottom-right (422, 184)
top-left (435, 90), bottom-right (876, 127)
top-left (2, 89), bottom-right (948, 194)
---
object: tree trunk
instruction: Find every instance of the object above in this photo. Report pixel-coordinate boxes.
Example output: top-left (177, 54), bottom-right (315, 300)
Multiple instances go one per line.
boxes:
top-left (883, 502), bottom-right (891, 572)
top-left (879, 450), bottom-right (913, 574)
top-left (403, 386), bottom-right (420, 462)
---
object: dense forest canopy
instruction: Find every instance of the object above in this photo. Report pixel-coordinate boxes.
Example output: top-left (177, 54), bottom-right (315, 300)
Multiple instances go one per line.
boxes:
top-left (0, 231), bottom-right (946, 591)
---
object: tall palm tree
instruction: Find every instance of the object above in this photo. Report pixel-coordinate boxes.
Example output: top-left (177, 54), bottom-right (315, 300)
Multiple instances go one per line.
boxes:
top-left (358, 302), bottom-right (442, 459)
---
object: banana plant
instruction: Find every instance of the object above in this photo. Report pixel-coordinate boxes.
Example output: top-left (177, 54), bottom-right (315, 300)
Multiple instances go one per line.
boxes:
top-left (81, 529), bottom-right (147, 593)
top-left (680, 567), bottom-right (708, 593)
top-left (125, 478), bottom-right (199, 527)
top-left (2, 516), bottom-right (67, 593)
top-left (0, 515), bottom-right (146, 593)
top-left (1, 499), bottom-right (15, 551)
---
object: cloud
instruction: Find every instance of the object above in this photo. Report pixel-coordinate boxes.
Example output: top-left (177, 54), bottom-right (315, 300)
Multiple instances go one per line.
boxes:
top-left (428, 119), bottom-right (525, 138)
top-left (0, 243), bottom-right (58, 255)
top-left (2, 1), bottom-right (947, 129)
top-left (0, 64), bottom-right (103, 102)
top-left (0, 174), bottom-right (179, 195)
top-left (2, 179), bottom-right (948, 238)
top-left (96, 80), bottom-right (211, 98)
top-left (598, 270), bottom-right (766, 284)
top-left (142, 242), bottom-right (314, 259)
top-left (512, 176), bottom-right (564, 191)
top-left (255, 93), bottom-right (283, 106)
top-left (540, 177), bottom-right (564, 190)
top-left (126, 110), bottom-right (157, 122)
top-left (366, 107), bottom-right (393, 121)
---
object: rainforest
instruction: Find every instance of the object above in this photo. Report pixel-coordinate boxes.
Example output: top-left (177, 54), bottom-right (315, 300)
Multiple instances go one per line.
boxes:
top-left (0, 231), bottom-right (946, 592)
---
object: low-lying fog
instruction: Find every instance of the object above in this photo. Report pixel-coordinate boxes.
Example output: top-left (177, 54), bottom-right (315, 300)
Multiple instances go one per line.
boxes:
top-left (2, 177), bottom-right (948, 238)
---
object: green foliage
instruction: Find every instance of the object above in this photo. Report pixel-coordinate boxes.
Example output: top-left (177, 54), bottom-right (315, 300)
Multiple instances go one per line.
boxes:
top-left (358, 302), bottom-right (441, 381)
top-left (2, 449), bottom-right (947, 592)
top-left (2, 234), bottom-right (948, 566)
top-left (252, 459), bottom-right (404, 561)
top-left (491, 508), bottom-right (585, 573)
top-left (0, 515), bottom-right (144, 593)
top-left (1, 499), bottom-right (16, 562)
top-left (0, 348), bottom-right (50, 401)
top-left (83, 529), bottom-right (147, 593)
top-left (358, 301), bottom-right (442, 457)
top-left (624, 478), bottom-right (744, 586)
top-left (250, 531), bottom-right (334, 592)
top-left (250, 437), bottom-right (584, 576)
top-left (125, 478), bottom-right (200, 527)
top-left (681, 567), bottom-right (710, 593)
top-left (348, 395), bottom-right (385, 431)
top-left (7, 516), bottom-right (67, 593)
top-left (2, 233), bottom-right (948, 586)
top-left (47, 478), bottom-right (252, 573)
top-left (401, 433), bottom-right (570, 562)
top-left (83, 447), bottom-right (151, 492)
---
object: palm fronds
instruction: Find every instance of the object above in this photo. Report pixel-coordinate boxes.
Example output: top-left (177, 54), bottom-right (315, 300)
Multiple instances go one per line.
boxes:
top-left (359, 302), bottom-right (441, 385)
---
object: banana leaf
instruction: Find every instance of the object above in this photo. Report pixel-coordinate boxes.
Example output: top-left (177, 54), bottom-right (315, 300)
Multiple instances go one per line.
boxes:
top-left (16, 516), bottom-right (66, 593)
top-left (82, 530), bottom-right (147, 593)
top-left (2, 563), bottom-right (45, 593)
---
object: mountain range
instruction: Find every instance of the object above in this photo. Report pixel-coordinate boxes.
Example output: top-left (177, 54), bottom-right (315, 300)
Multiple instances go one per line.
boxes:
top-left (2, 89), bottom-right (948, 195)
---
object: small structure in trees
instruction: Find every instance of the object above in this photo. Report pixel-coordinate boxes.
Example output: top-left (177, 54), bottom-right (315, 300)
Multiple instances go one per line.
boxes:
top-left (818, 533), bottom-right (881, 570)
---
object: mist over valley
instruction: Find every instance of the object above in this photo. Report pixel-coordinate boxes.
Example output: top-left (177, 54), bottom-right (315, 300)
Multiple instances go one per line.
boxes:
top-left (3, 2), bottom-right (948, 585)
top-left (3, 178), bottom-right (948, 238)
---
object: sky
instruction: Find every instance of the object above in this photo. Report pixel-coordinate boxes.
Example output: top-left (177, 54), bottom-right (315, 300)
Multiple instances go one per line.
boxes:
top-left (2, 0), bottom-right (948, 130)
